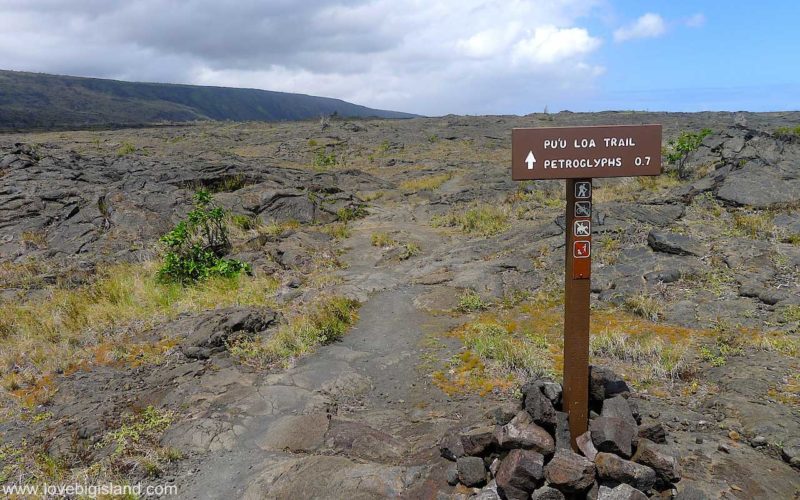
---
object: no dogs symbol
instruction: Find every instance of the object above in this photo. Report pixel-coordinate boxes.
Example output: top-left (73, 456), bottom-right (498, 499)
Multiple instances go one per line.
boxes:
top-left (574, 241), bottom-right (591, 258)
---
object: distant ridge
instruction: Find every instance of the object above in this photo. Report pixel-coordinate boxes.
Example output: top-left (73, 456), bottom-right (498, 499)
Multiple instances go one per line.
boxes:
top-left (0, 70), bottom-right (416, 130)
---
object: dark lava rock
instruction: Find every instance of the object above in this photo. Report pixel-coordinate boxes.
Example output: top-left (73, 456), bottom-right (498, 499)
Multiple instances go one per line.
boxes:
top-left (637, 420), bottom-right (667, 444)
top-left (495, 449), bottom-right (545, 499)
top-left (523, 382), bottom-right (557, 430)
top-left (632, 439), bottom-right (681, 486)
top-left (530, 485), bottom-right (566, 500)
top-left (439, 430), bottom-right (465, 461)
top-left (591, 417), bottom-right (637, 458)
top-left (674, 485), bottom-right (711, 500)
top-left (474, 480), bottom-right (501, 500)
top-left (576, 431), bottom-right (598, 461)
top-left (601, 396), bottom-right (637, 428)
top-left (446, 464), bottom-right (459, 486)
top-left (647, 230), bottom-right (703, 256)
top-left (543, 448), bottom-right (596, 494)
top-left (597, 483), bottom-right (648, 500)
top-left (554, 411), bottom-right (571, 450)
top-left (781, 438), bottom-right (800, 464)
top-left (487, 400), bottom-right (523, 426)
top-left (595, 452), bottom-right (656, 492)
top-left (457, 456), bottom-right (487, 487)
top-left (589, 366), bottom-right (630, 403)
top-left (542, 382), bottom-right (562, 404)
top-left (460, 426), bottom-right (498, 456)
top-left (495, 411), bottom-right (554, 455)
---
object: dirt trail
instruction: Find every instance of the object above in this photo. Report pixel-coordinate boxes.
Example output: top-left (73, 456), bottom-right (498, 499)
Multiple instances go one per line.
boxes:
top-left (169, 204), bottom-right (490, 499)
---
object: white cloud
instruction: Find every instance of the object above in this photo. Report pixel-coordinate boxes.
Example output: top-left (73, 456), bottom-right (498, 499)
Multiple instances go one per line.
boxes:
top-left (513, 26), bottom-right (602, 65)
top-left (685, 13), bottom-right (706, 28)
top-left (613, 13), bottom-right (667, 42)
top-left (0, 0), bottom-right (606, 115)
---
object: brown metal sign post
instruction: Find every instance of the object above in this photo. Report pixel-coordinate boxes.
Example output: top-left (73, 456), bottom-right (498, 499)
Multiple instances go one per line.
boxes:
top-left (511, 124), bottom-right (662, 448)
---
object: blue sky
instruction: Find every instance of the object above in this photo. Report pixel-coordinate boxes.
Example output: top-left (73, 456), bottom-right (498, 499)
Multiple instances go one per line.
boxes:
top-left (0, 0), bottom-right (797, 115)
top-left (577, 1), bottom-right (800, 112)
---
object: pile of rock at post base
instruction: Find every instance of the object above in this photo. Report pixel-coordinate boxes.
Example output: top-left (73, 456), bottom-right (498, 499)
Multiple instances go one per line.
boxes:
top-left (439, 366), bottom-right (681, 500)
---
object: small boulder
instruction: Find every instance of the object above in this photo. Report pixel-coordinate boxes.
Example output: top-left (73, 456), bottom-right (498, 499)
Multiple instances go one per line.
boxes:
top-left (597, 483), bottom-right (648, 500)
top-left (473, 480), bottom-right (501, 500)
top-left (457, 456), bottom-right (487, 487)
top-left (632, 439), bottom-right (681, 486)
top-left (496, 411), bottom-right (555, 455)
top-left (601, 396), bottom-right (637, 428)
top-left (589, 366), bottom-right (630, 403)
top-left (495, 449), bottom-right (545, 499)
top-left (460, 426), bottom-right (497, 456)
top-left (542, 382), bottom-right (562, 404)
top-left (531, 485), bottom-right (566, 500)
top-left (637, 420), bottom-right (667, 444)
top-left (446, 464), bottom-right (459, 485)
top-left (576, 431), bottom-right (598, 461)
top-left (591, 417), bottom-right (637, 458)
top-left (782, 438), bottom-right (800, 465)
top-left (524, 382), bottom-right (558, 430)
top-left (544, 448), bottom-right (596, 494)
top-left (554, 411), bottom-right (571, 450)
top-left (595, 452), bottom-right (656, 492)
top-left (439, 431), bottom-right (465, 461)
top-left (647, 230), bottom-right (703, 256)
top-left (487, 400), bottom-right (523, 425)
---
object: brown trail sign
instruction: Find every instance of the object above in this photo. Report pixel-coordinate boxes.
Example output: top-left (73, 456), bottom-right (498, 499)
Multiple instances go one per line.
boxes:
top-left (511, 124), bottom-right (662, 449)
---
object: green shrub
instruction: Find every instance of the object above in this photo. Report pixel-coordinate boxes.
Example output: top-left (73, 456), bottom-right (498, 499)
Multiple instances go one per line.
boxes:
top-left (157, 190), bottom-right (250, 284)
top-left (665, 128), bottom-right (712, 179)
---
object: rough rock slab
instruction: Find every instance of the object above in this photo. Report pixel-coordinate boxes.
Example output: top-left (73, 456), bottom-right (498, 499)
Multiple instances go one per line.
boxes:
top-left (597, 483), bottom-right (648, 500)
top-left (632, 438), bottom-right (681, 485)
top-left (543, 448), bottom-right (596, 494)
top-left (460, 426), bottom-right (498, 456)
top-left (495, 449), bottom-right (545, 499)
top-left (595, 452), bottom-right (656, 492)
top-left (591, 417), bottom-right (637, 458)
top-left (242, 455), bottom-right (426, 499)
top-left (457, 456), bottom-right (487, 487)
top-left (495, 411), bottom-right (555, 455)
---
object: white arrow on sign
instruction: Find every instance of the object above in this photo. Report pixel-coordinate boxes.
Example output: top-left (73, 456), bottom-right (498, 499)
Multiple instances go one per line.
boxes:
top-left (525, 151), bottom-right (536, 169)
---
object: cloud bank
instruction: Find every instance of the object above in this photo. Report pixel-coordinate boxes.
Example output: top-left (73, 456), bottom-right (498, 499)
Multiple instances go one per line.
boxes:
top-left (0, 0), bottom-right (605, 115)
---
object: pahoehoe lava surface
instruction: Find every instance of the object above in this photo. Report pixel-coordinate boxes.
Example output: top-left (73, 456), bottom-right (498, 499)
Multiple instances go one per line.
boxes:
top-left (0, 111), bottom-right (799, 498)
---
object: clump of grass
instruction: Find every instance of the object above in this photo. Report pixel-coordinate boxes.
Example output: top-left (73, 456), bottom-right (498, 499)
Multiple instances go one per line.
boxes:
top-left (370, 232), bottom-right (396, 248)
top-left (782, 305), bottom-right (800, 324)
top-left (259, 219), bottom-right (300, 237)
top-left (623, 295), bottom-right (663, 322)
top-left (322, 222), bottom-right (351, 240)
top-left (432, 204), bottom-right (510, 237)
top-left (730, 211), bottom-right (775, 239)
top-left (116, 141), bottom-right (136, 157)
top-left (457, 290), bottom-right (489, 312)
top-left (228, 296), bottom-right (360, 367)
top-left (398, 242), bottom-right (421, 260)
top-left (97, 405), bottom-right (181, 478)
top-left (399, 173), bottom-right (452, 192)
top-left (462, 321), bottom-right (553, 379)
top-left (0, 261), bottom-right (279, 400)
top-left (590, 330), bottom-right (689, 382)
top-left (230, 214), bottom-right (259, 232)
top-left (774, 125), bottom-right (800, 139)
